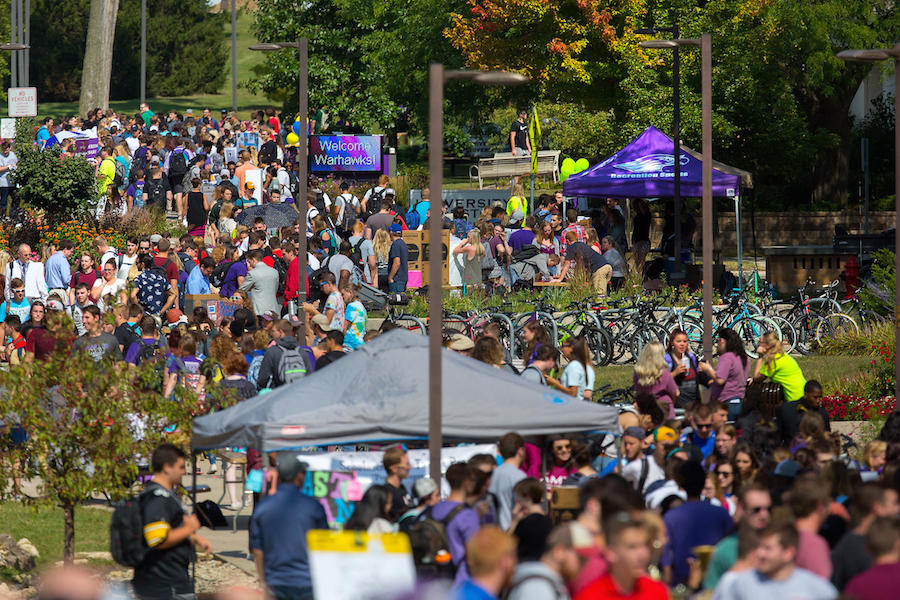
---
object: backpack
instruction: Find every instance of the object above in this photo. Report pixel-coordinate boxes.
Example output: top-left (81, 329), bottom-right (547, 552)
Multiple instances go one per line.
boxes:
top-left (210, 261), bottom-right (233, 289)
top-left (130, 147), bottom-right (150, 178)
top-left (107, 158), bottom-right (127, 188)
top-left (452, 218), bottom-right (473, 239)
top-left (336, 193), bottom-right (358, 234)
top-left (409, 504), bottom-right (467, 578)
top-left (349, 238), bottom-right (366, 273)
top-left (405, 204), bottom-right (421, 230)
top-left (322, 230), bottom-right (339, 256)
top-left (247, 352), bottom-right (264, 387)
top-left (511, 245), bottom-right (539, 263)
top-left (135, 339), bottom-right (161, 367)
top-left (272, 255), bottom-right (288, 296)
top-left (150, 258), bottom-right (172, 282)
top-left (481, 249), bottom-right (499, 279)
top-left (169, 148), bottom-right (188, 179)
top-left (306, 257), bottom-right (332, 304)
top-left (210, 152), bottom-right (224, 174)
top-left (276, 346), bottom-right (308, 386)
top-left (314, 191), bottom-right (335, 228)
top-left (146, 177), bottom-right (165, 207)
top-left (503, 574), bottom-right (567, 600)
top-left (363, 187), bottom-right (386, 221)
top-left (110, 491), bottom-right (150, 567)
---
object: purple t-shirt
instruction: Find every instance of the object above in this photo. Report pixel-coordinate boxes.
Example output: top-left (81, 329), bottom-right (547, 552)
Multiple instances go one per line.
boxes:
top-left (169, 354), bottom-right (202, 375)
top-left (662, 501), bottom-right (733, 585)
top-left (220, 261), bottom-right (248, 297)
top-left (634, 369), bottom-right (679, 418)
top-left (508, 229), bottom-right (536, 252)
top-left (488, 236), bottom-right (503, 260)
top-left (431, 500), bottom-right (480, 584)
top-left (710, 351), bottom-right (751, 402)
top-left (845, 562), bottom-right (900, 600)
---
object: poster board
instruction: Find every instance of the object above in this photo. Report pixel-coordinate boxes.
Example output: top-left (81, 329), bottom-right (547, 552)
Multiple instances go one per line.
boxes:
top-left (184, 295), bottom-right (242, 325)
top-left (308, 531), bottom-right (416, 600)
top-left (245, 168), bottom-right (264, 203)
top-left (70, 137), bottom-right (100, 160)
top-left (223, 147), bottom-right (238, 165)
top-left (0, 118), bottom-right (14, 139)
top-left (235, 132), bottom-right (260, 151)
top-left (301, 470), bottom-right (362, 526)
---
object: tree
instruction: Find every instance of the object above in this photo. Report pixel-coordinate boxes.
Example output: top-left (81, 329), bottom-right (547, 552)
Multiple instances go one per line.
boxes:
top-left (0, 324), bottom-right (192, 563)
top-left (80, 0), bottom-right (121, 116)
top-left (11, 118), bottom-right (98, 216)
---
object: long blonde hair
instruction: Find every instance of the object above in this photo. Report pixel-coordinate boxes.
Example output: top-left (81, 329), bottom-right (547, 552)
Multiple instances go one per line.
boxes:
top-left (760, 331), bottom-right (785, 368)
top-left (467, 229), bottom-right (486, 259)
top-left (634, 341), bottom-right (668, 386)
top-left (373, 229), bottom-right (391, 261)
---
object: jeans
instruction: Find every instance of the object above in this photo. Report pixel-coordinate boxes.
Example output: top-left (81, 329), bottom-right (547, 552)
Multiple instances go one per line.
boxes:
top-left (270, 585), bottom-right (314, 600)
top-left (388, 280), bottom-right (406, 293)
top-left (725, 397), bottom-right (742, 422)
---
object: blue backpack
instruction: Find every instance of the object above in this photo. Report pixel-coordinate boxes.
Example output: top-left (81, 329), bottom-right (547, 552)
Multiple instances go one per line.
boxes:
top-left (405, 203), bottom-right (421, 229)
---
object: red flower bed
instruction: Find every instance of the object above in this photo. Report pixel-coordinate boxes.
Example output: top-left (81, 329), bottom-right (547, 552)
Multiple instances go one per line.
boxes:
top-left (821, 394), bottom-right (896, 421)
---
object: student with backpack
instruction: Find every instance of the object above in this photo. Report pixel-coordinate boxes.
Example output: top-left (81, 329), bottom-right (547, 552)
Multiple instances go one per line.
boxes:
top-left (164, 137), bottom-right (194, 215)
top-left (361, 175), bottom-right (393, 221)
top-left (347, 221), bottom-right (377, 285)
top-left (255, 319), bottom-right (311, 390)
top-left (143, 166), bottom-right (172, 210)
top-left (333, 182), bottom-right (360, 235)
top-left (419, 463), bottom-right (480, 583)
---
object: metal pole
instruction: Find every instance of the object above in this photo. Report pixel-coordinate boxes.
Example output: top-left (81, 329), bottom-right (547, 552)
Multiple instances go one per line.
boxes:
top-left (894, 51), bottom-right (900, 402)
top-left (22, 0), bottom-right (27, 87)
top-left (672, 23), bottom-right (682, 281)
top-left (297, 39), bottom-right (308, 342)
top-left (231, 0), bottom-right (237, 113)
top-left (140, 0), bottom-right (146, 105)
top-left (16, 0), bottom-right (23, 89)
top-left (10, 0), bottom-right (16, 89)
top-left (428, 63), bottom-right (443, 481)
top-left (863, 138), bottom-right (870, 234)
top-left (701, 33), bottom-right (713, 364)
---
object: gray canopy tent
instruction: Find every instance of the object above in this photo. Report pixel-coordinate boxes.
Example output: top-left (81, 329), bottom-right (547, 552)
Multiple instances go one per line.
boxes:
top-left (192, 329), bottom-right (619, 452)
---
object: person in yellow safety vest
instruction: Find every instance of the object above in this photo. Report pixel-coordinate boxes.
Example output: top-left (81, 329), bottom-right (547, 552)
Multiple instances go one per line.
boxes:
top-left (506, 183), bottom-right (528, 216)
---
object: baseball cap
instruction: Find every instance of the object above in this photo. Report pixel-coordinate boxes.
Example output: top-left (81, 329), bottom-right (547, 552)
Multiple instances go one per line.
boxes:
top-left (487, 218), bottom-right (501, 225)
top-left (286, 314), bottom-right (302, 327)
top-left (150, 234), bottom-right (162, 244)
top-left (221, 109), bottom-right (227, 114)
top-left (276, 455), bottom-right (308, 481)
top-left (220, 168), bottom-right (230, 177)
top-left (46, 299), bottom-right (65, 312)
top-left (508, 210), bottom-right (525, 225)
top-left (413, 477), bottom-right (438, 501)
top-left (131, 124), bottom-right (139, 132)
top-left (185, 109), bottom-right (194, 116)
top-left (149, 125), bottom-right (159, 133)
top-left (654, 427), bottom-right (677, 443)
top-left (623, 426), bottom-right (646, 441)
top-left (260, 311), bottom-right (278, 322)
top-left (389, 224), bottom-right (402, 234)
top-left (166, 308), bottom-right (187, 326)
top-left (150, 155), bottom-right (160, 164)
top-left (311, 314), bottom-right (332, 332)
top-left (774, 459), bottom-right (803, 478)
top-left (449, 333), bottom-right (475, 351)
top-left (246, 182), bottom-right (255, 190)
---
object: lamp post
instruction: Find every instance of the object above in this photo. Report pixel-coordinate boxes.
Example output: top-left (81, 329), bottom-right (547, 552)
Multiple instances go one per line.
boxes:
top-left (141, 0), bottom-right (146, 105)
top-left (838, 44), bottom-right (900, 400)
top-left (639, 35), bottom-right (713, 361)
top-left (250, 40), bottom-right (308, 340)
top-left (637, 25), bottom-right (685, 282)
top-left (429, 66), bottom-right (527, 479)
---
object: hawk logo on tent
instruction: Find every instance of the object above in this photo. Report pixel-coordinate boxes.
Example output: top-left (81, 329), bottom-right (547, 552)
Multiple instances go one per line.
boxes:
top-left (613, 154), bottom-right (690, 174)
top-left (544, 392), bottom-right (570, 406)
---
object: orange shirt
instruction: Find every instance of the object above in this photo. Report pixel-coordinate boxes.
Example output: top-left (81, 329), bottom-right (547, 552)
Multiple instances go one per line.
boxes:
top-left (573, 574), bottom-right (669, 600)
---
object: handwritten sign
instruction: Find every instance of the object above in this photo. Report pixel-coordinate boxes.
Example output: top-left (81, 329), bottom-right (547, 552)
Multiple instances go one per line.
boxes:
top-left (301, 470), bottom-right (359, 525)
top-left (7, 87), bottom-right (36, 117)
top-left (308, 531), bottom-right (415, 600)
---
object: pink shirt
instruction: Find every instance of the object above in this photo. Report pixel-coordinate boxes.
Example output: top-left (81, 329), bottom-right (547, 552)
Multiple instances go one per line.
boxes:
top-left (634, 369), bottom-right (679, 418)
top-left (797, 529), bottom-right (833, 579)
top-left (710, 351), bottom-right (751, 401)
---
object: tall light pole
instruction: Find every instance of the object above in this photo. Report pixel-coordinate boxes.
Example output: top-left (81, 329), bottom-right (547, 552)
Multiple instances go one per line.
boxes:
top-left (637, 25), bottom-right (684, 283)
top-left (140, 0), bottom-right (146, 105)
top-left (231, 0), bottom-right (238, 113)
top-left (639, 35), bottom-right (713, 361)
top-left (838, 44), bottom-right (900, 401)
top-left (251, 40), bottom-right (309, 340)
top-left (428, 66), bottom-right (528, 479)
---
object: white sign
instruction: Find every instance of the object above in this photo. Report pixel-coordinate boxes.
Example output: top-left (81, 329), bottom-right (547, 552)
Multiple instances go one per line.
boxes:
top-left (0, 118), bottom-right (14, 139)
top-left (7, 87), bottom-right (37, 117)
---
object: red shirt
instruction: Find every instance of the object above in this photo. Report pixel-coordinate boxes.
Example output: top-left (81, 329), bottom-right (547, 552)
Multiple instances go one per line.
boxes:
top-left (26, 328), bottom-right (66, 362)
top-left (283, 256), bottom-right (302, 305)
top-left (845, 562), bottom-right (900, 600)
top-left (153, 254), bottom-right (179, 283)
top-left (573, 573), bottom-right (669, 600)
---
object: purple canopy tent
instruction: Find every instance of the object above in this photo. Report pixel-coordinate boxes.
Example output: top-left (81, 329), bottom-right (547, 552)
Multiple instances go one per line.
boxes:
top-left (562, 125), bottom-right (754, 280)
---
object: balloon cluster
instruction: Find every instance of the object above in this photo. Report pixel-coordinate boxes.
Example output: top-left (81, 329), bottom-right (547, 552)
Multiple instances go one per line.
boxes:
top-left (286, 117), bottom-right (302, 145)
top-left (561, 158), bottom-right (589, 182)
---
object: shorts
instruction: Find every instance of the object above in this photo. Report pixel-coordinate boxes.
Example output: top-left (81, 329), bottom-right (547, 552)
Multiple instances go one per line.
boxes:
top-left (168, 176), bottom-right (184, 195)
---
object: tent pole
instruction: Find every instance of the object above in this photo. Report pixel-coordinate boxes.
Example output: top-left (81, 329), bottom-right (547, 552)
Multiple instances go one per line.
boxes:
top-left (735, 195), bottom-right (743, 291)
top-left (530, 174), bottom-right (535, 216)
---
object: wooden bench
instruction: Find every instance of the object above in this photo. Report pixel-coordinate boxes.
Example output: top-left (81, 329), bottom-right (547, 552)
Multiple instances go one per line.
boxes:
top-left (470, 151), bottom-right (561, 189)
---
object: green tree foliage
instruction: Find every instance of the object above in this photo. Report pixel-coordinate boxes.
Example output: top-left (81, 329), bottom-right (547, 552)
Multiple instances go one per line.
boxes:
top-left (28, 0), bottom-right (227, 103)
top-left (112, 0), bottom-right (228, 99)
top-left (12, 118), bottom-right (98, 215)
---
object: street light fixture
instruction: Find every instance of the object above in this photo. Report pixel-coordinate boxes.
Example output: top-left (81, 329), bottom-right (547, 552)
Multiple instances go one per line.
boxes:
top-left (0, 43), bottom-right (28, 51)
top-left (838, 43), bottom-right (900, 400)
top-left (250, 39), bottom-right (309, 341)
top-left (637, 25), bottom-right (686, 283)
top-left (428, 65), bottom-right (527, 479)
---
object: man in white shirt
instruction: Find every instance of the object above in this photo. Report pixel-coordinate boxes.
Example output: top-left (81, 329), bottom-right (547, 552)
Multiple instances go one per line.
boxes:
top-left (7, 244), bottom-right (47, 304)
top-left (622, 426), bottom-right (678, 495)
top-left (92, 235), bottom-right (118, 269)
top-left (275, 160), bottom-right (293, 202)
top-left (333, 182), bottom-right (359, 225)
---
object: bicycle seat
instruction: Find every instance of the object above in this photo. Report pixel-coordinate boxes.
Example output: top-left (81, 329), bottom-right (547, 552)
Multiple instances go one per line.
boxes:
top-left (388, 293), bottom-right (410, 306)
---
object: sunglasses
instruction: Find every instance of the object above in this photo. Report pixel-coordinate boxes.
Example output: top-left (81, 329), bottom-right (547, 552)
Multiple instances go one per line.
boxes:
top-left (12, 289), bottom-right (24, 293)
top-left (716, 471), bottom-right (733, 477)
top-left (748, 505), bottom-right (771, 514)
top-left (554, 444), bottom-right (571, 451)
top-left (695, 423), bottom-right (713, 430)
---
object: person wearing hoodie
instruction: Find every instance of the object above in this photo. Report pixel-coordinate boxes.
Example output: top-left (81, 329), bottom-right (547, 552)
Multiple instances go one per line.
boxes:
top-left (256, 319), bottom-right (312, 390)
top-left (507, 522), bottom-right (585, 600)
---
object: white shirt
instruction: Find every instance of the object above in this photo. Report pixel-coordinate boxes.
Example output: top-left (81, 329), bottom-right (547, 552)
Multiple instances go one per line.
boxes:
top-left (333, 193), bottom-right (359, 223)
top-left (93, 277), bottom-right (126, 312)
top-left (0, 151), bottom-right (18, 187)
top-left (276, 168), bottom-right (292, 200)
top-left (621, 456), bottom-right (665, 494)
top-left (7, 259), bottom-right (47, 303)
top-left (117, 253), bottom-right (137, 281)
top-left (307, 253), bottom-right (321, 270)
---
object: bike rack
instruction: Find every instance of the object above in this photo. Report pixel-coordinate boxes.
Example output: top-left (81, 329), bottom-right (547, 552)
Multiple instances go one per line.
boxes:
top-left (487, 313), bottom-right (516, 355)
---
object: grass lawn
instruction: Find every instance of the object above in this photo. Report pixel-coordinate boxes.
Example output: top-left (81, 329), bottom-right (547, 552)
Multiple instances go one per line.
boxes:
top-left (592, 354), bottom-right (872, 398)
top-left (0, 502), bottom-right (111, 571)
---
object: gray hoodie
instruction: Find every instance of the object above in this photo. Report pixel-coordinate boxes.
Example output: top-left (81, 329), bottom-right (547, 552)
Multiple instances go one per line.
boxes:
top-left (507, 561), bottom-right (570, 600)
top-left (256, 335), bottom-right (310, 390)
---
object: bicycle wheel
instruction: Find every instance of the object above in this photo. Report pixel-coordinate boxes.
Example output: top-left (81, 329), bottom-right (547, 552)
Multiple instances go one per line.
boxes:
top-left (442, 314), bottom-right (472, 338)
top-left (629, 323), bottom-right (669, 360)
top-left (583, 326), bottom-right (614, 367)
top-left (766, 315), bottom-right (798, 355)
top-left (732, 316), bottom-right (780, 359)
top-left (815, 313), bottom-right (859, 344)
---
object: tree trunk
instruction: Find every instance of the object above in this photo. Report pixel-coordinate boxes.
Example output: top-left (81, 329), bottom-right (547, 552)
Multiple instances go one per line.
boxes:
top-left (63, 500), bottom-right (75, 565)
top-left (79, 0), bottom-right (120, 118)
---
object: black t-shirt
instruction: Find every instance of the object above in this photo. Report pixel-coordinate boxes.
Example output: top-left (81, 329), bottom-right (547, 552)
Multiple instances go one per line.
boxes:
top-left (385, 482), bottom-right (410, 522)
top-left (133, 482), bottom-right (193, 598)
top-left (632, 211), bottom-right (651, 244)
top-left (510, 119), bottom-right (528, 150)
top-left (185, 190), bottom-right (207, 228)
top-left (388, 239), bottom-right (409, 284)
top-left (115, 322), bottom-right (141, 352)
top-left (315, 350), bottom-right (345, 369)
top-left (259, 140), bottom-right (277, 165)
top-left (564, 241), bottom-right (608, 274)
top-left (513, 513), bottom-right (554, 562)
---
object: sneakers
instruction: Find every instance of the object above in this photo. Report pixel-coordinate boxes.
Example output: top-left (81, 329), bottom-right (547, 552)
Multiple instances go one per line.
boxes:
top-left (207, 464), bottom-right (218, 475)
top-left (229, 502), bottom-right (243, 510)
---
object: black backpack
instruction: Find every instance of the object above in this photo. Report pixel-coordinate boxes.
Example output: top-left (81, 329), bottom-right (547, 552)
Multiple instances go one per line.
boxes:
top-left (169, 149), bottom-right (188, 179)
top-left (314, 191), bottom-right (335, 228)
top-left (349, 238), bottom-right (366, 273)
top-left (135, 339), bottom-right (161, 366)
top-left (130, 147), bottom-right (150, 178)
top-left (110, 491), bottom-right (150, 567)
top-left (408, 504), bottom-right (466, 579)
top-left (210, 261), bottom-right (233, 289)
top-left (146, 177), bottom-right (166, 207)
top-left (306, 257), bottom-right (332, 304)
top-left (272, 255), bottom-right (288, 296)
top-left (511, 245), bottom-right (540, 263)
top-left (150, 258), bottom-right (172, 282)
top-left (136, 339), bottom-right (166, 392)
top-left (363, 187), bottom-right (386, 221)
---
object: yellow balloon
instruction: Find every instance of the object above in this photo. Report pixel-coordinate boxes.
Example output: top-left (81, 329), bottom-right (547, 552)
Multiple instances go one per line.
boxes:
top-left (286, 133), bottom-right (300, 145)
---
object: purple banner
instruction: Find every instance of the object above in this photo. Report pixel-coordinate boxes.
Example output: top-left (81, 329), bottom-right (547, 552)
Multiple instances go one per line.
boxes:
top-left (70, 137), bottom-right (100, 160)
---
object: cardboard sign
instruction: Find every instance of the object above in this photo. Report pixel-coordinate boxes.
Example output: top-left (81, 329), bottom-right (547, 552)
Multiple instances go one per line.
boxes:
top-left (308, 531), bottom-right (415, 600)
top-left (235, 132), bottom-right (260, 151)
top-left (301, 470), bottom-right (360, 525)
